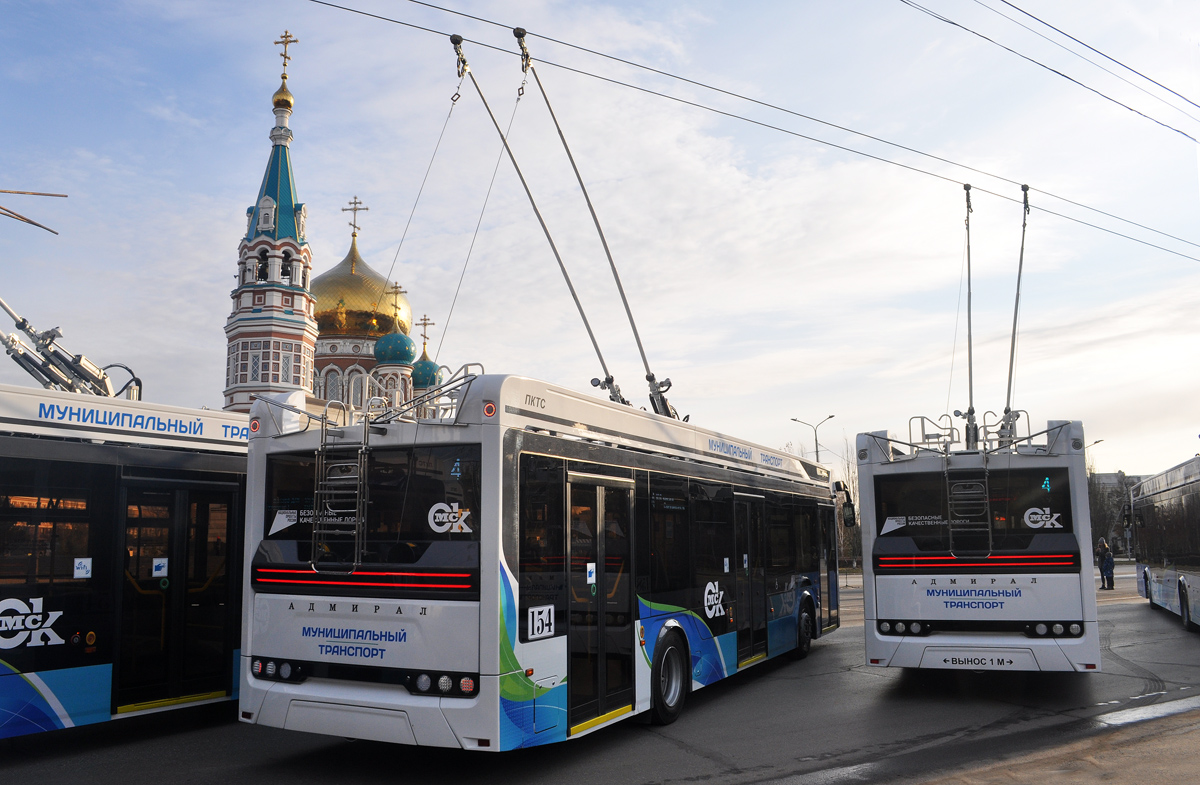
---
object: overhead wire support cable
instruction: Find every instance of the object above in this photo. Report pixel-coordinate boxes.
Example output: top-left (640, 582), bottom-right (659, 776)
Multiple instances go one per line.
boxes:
top-left (513, 28), bottom-right (677, 418)
top-left (897, 0), bottom-right (1197, 143)
top-left (449, 34), bottom-right (627, 405)
top-left (306, 0), bottom-right (1200, 263)
top-left (996, 0), bottom-right (1200, 112)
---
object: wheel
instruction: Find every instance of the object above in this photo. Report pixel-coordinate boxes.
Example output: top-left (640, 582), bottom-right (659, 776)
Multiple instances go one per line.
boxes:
top-left (1182, 587), bottom-right (1193, 631)
top-left (792, 605), bottom-right (814, 660)
top-left (1146, 571), bottom-right (1157, 608)
top-left (650, 630), bottom-right (687, 725)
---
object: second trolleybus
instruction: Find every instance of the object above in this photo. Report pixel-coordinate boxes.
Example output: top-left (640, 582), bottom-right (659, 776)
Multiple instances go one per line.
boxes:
top-left (856, 416), bottom-right (1101, 672)
top-left (0, 382), bottom-right (248, 739)
top-left (239, 374), bottom-right (850, 749)
top-left (1131, 457), bottom-right (1200, 631)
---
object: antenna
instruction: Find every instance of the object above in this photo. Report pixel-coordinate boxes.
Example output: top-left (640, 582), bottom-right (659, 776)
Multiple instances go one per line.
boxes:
top-left (955, 184), bottom-right (979, 449)
top-left (513, 28), bottom-right (678, 418)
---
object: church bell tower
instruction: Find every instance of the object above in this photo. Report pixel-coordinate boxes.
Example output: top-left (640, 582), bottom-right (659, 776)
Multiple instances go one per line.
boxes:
top-left (223, 31), bottom-right (319, 412)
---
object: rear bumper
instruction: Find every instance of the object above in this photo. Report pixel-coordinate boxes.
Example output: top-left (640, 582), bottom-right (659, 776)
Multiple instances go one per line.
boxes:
top-left (238, 657), bottom-right (497, 749)
top-left (864, 627), bottom-right (1102, 672)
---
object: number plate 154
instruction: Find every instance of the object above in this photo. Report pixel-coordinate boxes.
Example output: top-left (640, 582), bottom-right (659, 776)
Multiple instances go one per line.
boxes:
top-left (527, 605), bottom-right (555, 640)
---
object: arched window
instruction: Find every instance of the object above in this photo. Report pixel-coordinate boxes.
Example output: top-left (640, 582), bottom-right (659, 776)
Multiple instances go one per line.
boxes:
top-left (256, 196), bottom-right (276, 232)
top-left (350, 373), bottom-right (365, 408)
top-left (257, 250), bottom-right (269, 282)
top-left (326, 369), bottom-right (342, 402)
top-left (281, 251), bottom-right (292, 282)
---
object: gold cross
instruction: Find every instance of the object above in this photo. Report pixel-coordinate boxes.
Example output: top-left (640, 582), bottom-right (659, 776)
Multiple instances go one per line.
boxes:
top-left (387, 283), bottom-right (408, 313)
top-left (415, 314), bottom-right (436, 343)
top-left (275, 31), bottom-right (299, 75)
top-left (342, 196), bottom-right (369, 235)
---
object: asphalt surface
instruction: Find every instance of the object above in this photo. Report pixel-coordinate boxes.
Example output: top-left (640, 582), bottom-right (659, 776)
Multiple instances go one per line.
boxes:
top-left (3, 563), bottom-right (1197, 784)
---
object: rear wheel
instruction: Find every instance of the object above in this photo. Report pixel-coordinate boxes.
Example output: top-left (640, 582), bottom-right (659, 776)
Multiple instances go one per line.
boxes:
top-left (1182, 586), bottom-right (1193, 631)
top-left (651, 631), bottom-right (687, 725)
top-left (1147, 571), bottom-right (1157, 608)
top-left (793, 605), bottom-right (814, 660)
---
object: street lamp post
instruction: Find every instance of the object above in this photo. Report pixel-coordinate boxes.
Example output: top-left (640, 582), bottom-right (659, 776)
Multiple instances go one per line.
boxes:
top-left (791, 415), bottom-right (834, 463)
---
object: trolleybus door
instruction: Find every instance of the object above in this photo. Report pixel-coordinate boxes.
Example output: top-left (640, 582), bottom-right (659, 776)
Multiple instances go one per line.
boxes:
top-left (733, 494), bottom-right (767, 664)
top-left (819, 507), bottom-right (837, 629)
top-left (117, 485), bottom-right (237, 711)
top-left (567, 476), bottom-right (634, 731)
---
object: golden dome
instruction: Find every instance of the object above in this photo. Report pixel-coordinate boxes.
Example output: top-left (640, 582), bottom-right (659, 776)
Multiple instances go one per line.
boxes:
top-left (311, 235), bottom-right (412, 337)
top-left (272, 76), bottom-right (294, 110)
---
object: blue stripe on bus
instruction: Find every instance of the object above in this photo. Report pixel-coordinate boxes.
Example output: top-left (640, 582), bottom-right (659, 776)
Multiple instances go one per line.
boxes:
top-left (0, 662), bottom-right (111, 739)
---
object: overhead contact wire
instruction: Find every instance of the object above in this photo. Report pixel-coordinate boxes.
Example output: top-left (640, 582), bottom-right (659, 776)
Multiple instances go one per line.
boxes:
top-left (306, 0), bottom-right (1200, 263)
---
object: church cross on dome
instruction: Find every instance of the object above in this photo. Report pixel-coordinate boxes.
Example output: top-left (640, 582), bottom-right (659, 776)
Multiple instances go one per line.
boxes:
top-left (415, 314), bottom-right (436, 343)
top-left (342, 196), bottom-right (369, 236)
top-left (275, 31), bottom-right (298, 76)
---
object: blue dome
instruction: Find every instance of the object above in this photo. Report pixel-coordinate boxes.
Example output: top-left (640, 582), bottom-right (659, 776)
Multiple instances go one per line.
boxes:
top-left (411, 345), bottom-right (443, 388)
top-left (373, 331), bottom-right (416, 365)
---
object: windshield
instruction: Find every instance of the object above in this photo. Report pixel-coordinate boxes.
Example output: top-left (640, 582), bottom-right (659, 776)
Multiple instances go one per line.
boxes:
top-left (255, 445), bottom-right (481, 597)
top-left (874, 467), bottom-right (1074, 552)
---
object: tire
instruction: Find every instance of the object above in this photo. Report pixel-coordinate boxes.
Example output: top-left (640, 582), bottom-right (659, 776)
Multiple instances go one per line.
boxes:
top-left (792, 605), bottom-right (814, 660)
top-left (650, 630), bottom-right (687, 725)
top-left (1147, 571), bottom-right (1157, 608)
top-left (1182, 587), bottom-right (1193, 632)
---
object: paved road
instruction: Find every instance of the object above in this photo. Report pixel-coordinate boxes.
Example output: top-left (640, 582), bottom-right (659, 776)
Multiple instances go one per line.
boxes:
top-left (4, 564), bottom-right (1197, 784)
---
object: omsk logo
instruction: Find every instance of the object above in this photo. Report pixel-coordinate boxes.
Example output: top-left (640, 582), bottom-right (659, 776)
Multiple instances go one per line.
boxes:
top-left (428, 502), bottom-right (473, 533)
top-left (1024, 507), bottom-right (1062, 529)
top-left (0, 597), bottom-right (65, 649)
top-left (703, 581), bottom-right (725, 619)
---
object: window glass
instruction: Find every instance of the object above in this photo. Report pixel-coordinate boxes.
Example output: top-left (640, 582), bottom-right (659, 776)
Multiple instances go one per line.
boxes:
top-left (518, 454), bottom-right (565, 641)
top-left (648, 474), bottom-right (690, 609)
top-left (691, 482), bottom-right (732, 635)
top-left (261, 445), bottom-right (481, 571)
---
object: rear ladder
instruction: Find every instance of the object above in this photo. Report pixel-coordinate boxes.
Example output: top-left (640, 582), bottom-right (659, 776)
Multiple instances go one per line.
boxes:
top-left (310, 400), bottom-right (379, 573)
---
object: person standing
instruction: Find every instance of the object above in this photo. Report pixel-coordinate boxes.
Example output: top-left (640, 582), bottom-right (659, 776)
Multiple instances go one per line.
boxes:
top-left (1098, 538), bottom-right (1115, 590)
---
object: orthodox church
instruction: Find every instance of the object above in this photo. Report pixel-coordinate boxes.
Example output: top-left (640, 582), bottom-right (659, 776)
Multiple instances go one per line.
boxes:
top-left (222, 33), bottom-right (443, 413)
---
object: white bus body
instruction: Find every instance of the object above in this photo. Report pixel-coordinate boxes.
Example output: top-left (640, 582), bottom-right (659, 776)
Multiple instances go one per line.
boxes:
top-left (239, 374), bottom-right (845, 749)
top-left (857, 420), bottom-right (1101, 672)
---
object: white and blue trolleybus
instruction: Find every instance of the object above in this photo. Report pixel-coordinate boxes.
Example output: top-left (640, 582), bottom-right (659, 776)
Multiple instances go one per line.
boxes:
top-left (0, 382), bottom-right (248, 738)
top-left (856, 417), bottom-right (1102, 671)
top-left (240, 374), bottom-right (849, 749)
top-left (1131, 457), bottom-right (1200, 631)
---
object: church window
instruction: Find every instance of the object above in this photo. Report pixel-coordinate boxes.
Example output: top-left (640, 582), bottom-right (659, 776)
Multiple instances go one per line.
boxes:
top-left (283, 295), bottom-right (293, 307)
top-left (282, 355), bottom-right (291, 381)
top-left (250, 355), bottom-right (260, 382)
top-left (329, 344), bottom-right (339, 353)
top-left (250, 341), bottom-right (261, 350)
top-left (282, 342), bottom-right (292, 351)
top-left (327, 370), bottom-right (342, 401)
top-left (281, 251), bottom-right (292, 282)
top-left (256, 197), bottom-right (276, 232)
top-left (273, 341), bottom-right (280, 350)
top-left (240, 363), bottom-right (247, 373)
top-left (272, 373), bottom-right (279, 383)
top-left (257, 250), bottom-right (269, 281)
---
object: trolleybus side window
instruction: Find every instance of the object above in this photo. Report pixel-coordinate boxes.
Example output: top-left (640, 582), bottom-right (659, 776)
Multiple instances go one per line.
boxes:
top-left (691, 482), bottom-right (733, 634)
top-left (647, 474), bottom-right (690, 611)
top-left (793, 502), bottom-right (820, 573)
top-left (517, 454), bottom-right (566, 642)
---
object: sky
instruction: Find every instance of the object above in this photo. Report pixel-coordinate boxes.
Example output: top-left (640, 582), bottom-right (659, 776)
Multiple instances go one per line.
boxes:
top-left (2, 0), bottom-right (1198, 480)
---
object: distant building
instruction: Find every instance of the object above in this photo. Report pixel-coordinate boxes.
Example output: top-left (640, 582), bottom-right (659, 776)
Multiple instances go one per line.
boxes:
top-left (223, 36), bottom-right (445, 413)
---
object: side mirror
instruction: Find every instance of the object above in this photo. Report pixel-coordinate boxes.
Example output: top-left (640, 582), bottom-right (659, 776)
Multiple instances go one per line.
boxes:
top-left (833, 480), bottom-right (848, 494)
top-left (842, 502), bottom-right (857, 528)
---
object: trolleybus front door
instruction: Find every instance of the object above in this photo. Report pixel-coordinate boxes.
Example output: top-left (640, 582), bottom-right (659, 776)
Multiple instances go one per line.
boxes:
top-left (734, 495), bottom-right (767, 664)
top-left (117, 485), bottom-right (237, 712)
top-left (819, 507), bottom-right (838, 629)
top-left (567, 477), bottom-right (634, 732)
